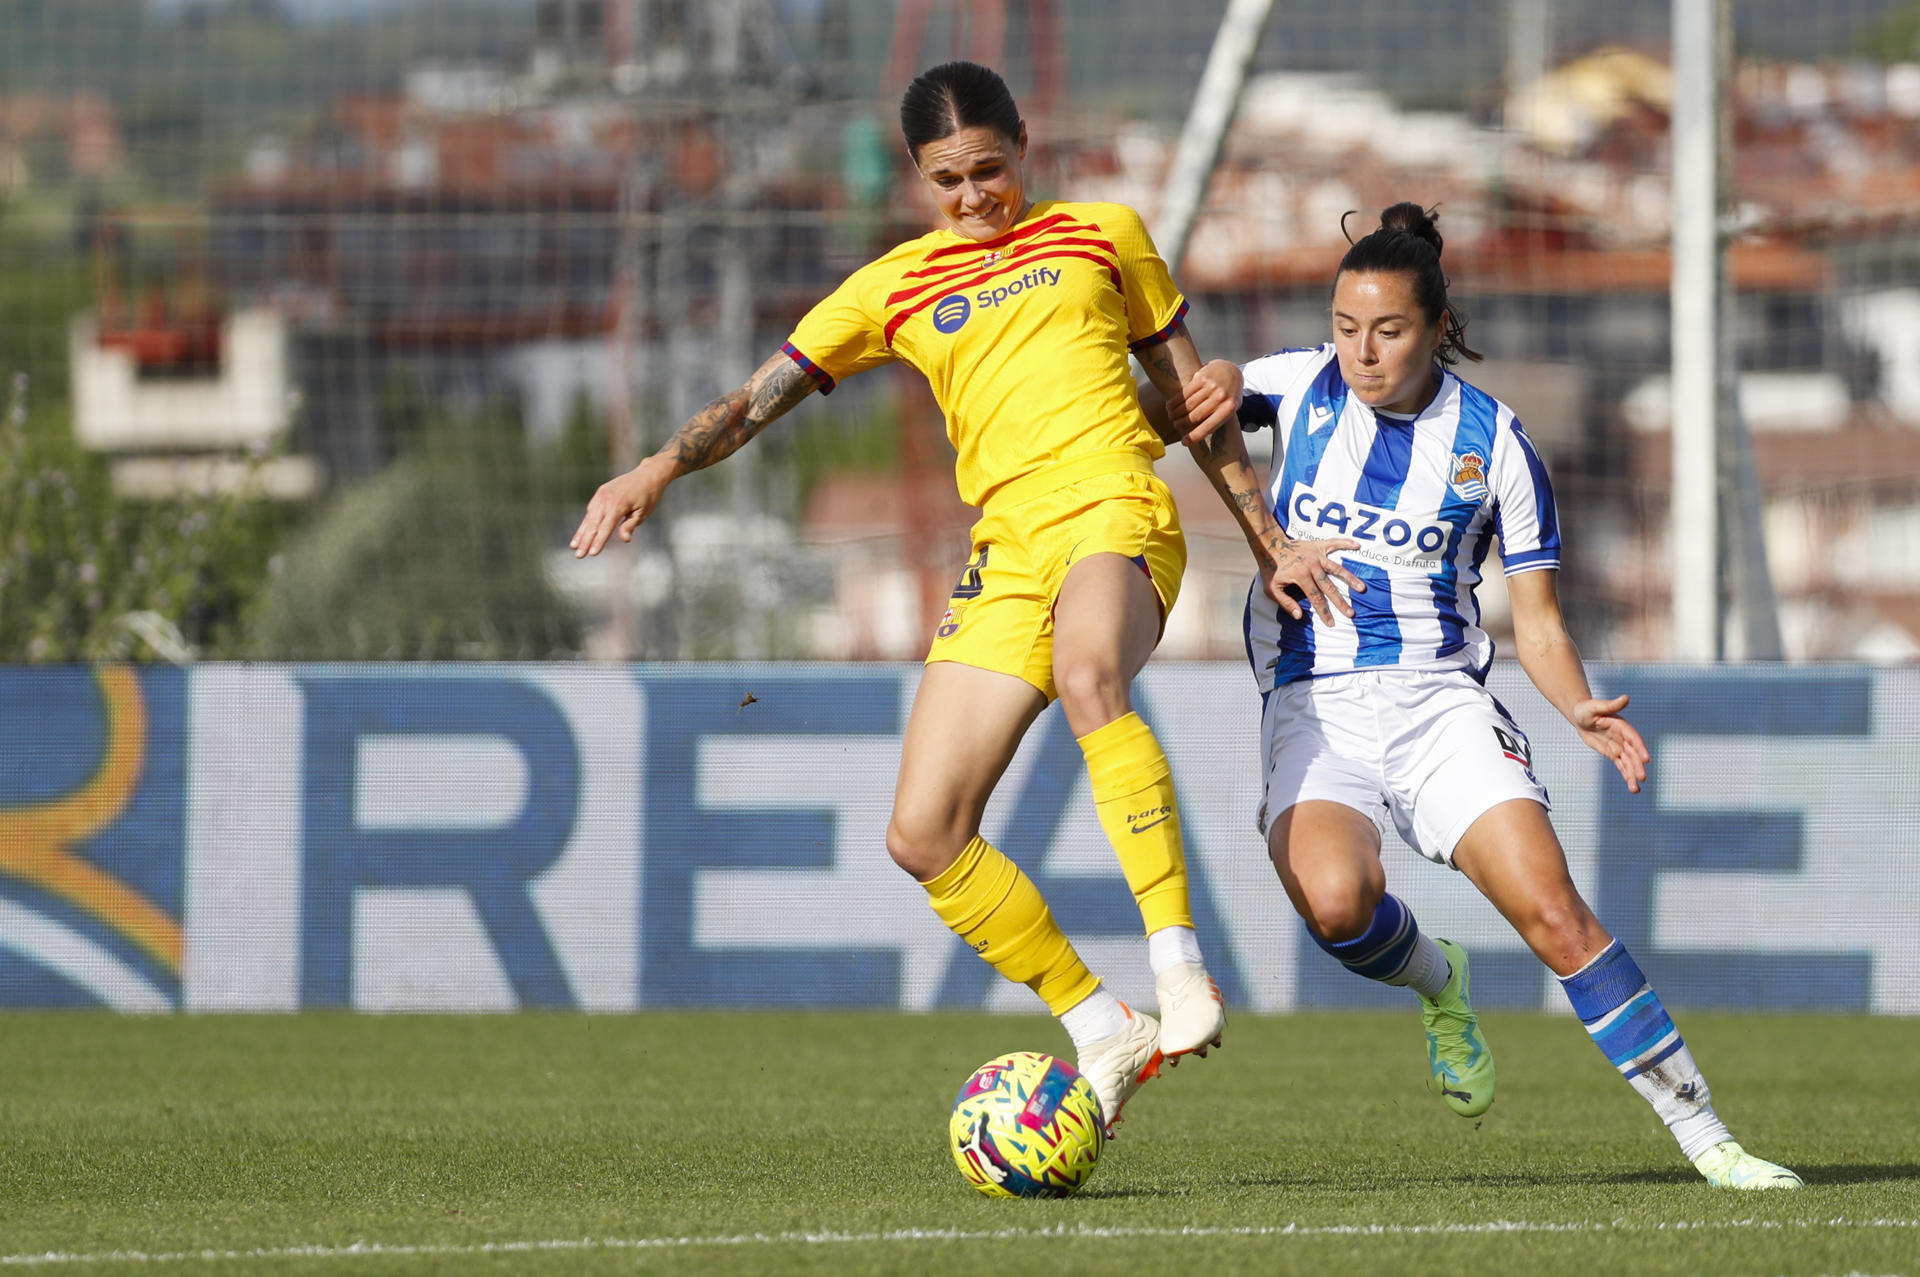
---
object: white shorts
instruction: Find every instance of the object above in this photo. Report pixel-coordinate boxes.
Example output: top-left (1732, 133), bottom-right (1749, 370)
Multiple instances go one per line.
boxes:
top-left (1257, 667), bottom-right (1551, 866)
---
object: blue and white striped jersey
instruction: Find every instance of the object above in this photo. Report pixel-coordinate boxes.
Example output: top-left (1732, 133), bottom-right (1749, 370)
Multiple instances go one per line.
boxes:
top-left (1237, 344), bottom-right (1560, 690)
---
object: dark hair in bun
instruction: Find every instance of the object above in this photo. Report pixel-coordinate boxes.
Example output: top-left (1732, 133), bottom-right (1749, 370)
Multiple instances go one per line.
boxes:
top-left (899, 61), bottom-right (1022, 161)
top-left (1336, 202), bottom-right (1482, 366)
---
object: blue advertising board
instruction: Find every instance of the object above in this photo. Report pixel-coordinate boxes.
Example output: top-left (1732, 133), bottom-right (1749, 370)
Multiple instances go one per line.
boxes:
top-left (0, 663), bottom-right (1911, 1014)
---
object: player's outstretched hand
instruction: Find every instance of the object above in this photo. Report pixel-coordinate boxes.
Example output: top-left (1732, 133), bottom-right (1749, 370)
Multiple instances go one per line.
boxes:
top-left (1574, 694), bottom-right (1650, 794)
top-left (1167, 360), bottom-right (1244, 446)
top-left (1256, 530), bottom-right (1366, 625)
top-left (571, 457), bottom-right (671, 558)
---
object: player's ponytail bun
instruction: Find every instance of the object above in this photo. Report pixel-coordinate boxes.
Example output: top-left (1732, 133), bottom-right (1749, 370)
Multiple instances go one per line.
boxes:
top-left (1337, 202), bottom-right (1483, 366)
top-left (1379, 201), bottom-right (1444, 257)
top-left (901, 61), bottom-right (1022, 162)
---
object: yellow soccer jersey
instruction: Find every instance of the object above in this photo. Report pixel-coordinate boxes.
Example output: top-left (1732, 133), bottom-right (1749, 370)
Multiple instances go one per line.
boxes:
top-left (782, 200), bottom-right (1188, 507)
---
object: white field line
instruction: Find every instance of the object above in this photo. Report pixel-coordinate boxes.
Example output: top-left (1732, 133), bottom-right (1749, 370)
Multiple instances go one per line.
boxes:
top-left (2, 1218), bottom-right (1916, 1268)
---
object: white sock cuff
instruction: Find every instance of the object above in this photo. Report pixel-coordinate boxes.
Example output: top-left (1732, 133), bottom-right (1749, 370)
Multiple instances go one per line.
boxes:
top-left (1393, 932), bottom-right (1452, 1000)
top-left (1672, 1104), bottom-right (1733, 1162)
top-left (1147, 925), bottom-right (1203, 973)
top-left (1059, 986), bottom-right (1128, 1052)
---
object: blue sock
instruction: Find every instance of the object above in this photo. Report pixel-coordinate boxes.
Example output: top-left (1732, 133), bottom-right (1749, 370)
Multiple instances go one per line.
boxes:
top-left (1311, 894), bottom-right (1449, 997)
top-left (1559, 941), bottom-right (1730, 1159)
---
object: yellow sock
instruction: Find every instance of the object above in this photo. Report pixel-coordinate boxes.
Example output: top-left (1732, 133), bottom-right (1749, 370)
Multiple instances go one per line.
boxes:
top-left (1079, 711), bottom-right (1193, 934)
top-left (922, 836), bottom-right (1100, 1015)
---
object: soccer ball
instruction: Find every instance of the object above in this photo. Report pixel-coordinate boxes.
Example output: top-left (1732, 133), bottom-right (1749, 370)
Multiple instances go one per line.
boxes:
top-left (949, 1051), bottom-right (1105, 1198)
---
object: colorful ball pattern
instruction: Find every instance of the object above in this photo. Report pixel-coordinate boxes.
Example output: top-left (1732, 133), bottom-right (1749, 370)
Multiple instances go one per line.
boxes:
top-left (948, 1051), bottom-right (1105, 1198)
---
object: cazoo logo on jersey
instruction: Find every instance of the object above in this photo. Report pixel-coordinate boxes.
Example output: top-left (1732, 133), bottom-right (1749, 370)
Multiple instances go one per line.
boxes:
top-left (1285, 484), bottom-right (1450, 567)
top-left (933, 267), bottom-right (1064, 333)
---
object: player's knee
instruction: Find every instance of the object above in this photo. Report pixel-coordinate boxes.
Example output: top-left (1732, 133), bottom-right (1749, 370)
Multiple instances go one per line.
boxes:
top-left (1299, 881), bottom-right (1380, 943)
top-left (1052, 657), bottom-right (1127, 728)
top-left (885, 814), bottom-right (965, 882)
top-left (1526, 892), bottom-right (1605, 951)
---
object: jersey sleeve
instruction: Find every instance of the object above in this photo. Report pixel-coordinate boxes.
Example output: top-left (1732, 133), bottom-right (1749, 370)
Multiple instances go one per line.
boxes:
top-left (1104, 204), bottom-right (1189, 351)
top-left (782, 264), bottom-right (896, 395)
top-left (1235, 348), bottom-right (1325, 433)
top-left (1490, 417), bottom-right (1562, 574)
top-left (1237, 389), bottom-right (1280, 432)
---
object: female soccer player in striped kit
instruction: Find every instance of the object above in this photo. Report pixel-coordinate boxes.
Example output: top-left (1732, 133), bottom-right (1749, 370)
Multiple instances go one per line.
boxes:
top-left (1149, 202), bottom-right (1800, 1188)
top-left (573, 62), bottom-right (1346, 1131)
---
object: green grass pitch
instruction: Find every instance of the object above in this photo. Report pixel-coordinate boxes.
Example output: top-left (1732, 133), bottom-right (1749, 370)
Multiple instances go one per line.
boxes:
top-left (2, 1011), bottom-right (1916, 1275)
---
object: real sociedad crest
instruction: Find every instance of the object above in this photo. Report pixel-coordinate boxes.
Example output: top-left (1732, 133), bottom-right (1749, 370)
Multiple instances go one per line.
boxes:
top-left (1448, 449), bottom-right (1490, 503)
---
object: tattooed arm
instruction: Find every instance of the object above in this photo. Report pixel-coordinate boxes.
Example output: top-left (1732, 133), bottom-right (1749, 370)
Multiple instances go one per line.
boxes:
top-left (1136, 324), bottom-right (1270, 545)
top-left (571, 352), bottom-right (816, 557)
top-left (1139, 327), bottom-right (1363, 623)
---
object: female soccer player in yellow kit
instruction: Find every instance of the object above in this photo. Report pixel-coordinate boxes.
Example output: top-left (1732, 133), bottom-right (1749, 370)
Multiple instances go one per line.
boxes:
top-left (573, 61), bottom-right (1351, 1131)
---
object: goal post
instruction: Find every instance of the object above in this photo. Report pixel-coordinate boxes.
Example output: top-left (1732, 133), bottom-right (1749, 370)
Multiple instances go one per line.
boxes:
top-left (1153, 0), bottom-right (1279, 277)
top-left (1672, 0), bottom-right (1784, 662)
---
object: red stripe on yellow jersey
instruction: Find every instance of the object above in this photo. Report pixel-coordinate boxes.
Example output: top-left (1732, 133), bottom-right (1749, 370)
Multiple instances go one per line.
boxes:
top-left (783, 201), bottom-right (1186, 507)
top-left (883, 250), bottom-right (1123, 345)
top-left (886, 232), bottom-right (1124, 308)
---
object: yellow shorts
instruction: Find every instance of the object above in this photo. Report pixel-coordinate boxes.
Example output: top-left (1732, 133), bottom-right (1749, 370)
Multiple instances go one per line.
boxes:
top-left (926, 454), bottom-right (1186, 700)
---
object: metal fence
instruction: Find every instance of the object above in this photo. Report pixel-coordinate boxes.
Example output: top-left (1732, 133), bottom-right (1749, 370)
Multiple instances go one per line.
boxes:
top-left (2, 0), bottom-right (1917, 664)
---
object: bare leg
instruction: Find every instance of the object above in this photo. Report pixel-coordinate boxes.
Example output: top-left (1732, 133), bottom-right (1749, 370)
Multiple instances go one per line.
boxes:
top-left (885, 660), bottom-right (1044, 881)
top-left (1449, 799), bottom-right (1795, 1181)
top-left (1448, 798), bottom-right (1612, 977)
top-left (1273, 794), bottom-right (1486, 1107)
top-left (1050, 551), bottom-right (1162, 737)
top-left (1267, 800), bottom-right (1386, 942)
top-left (887, 657), bottom-right (1157, 1127)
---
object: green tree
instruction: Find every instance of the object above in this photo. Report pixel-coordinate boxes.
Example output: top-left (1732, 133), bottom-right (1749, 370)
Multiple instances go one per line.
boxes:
top-left (0, 373), bottom-right (277, 662)
top-left (243, 407), bottom-right (582, 660)
top-left (0, 199), bottom-right (281, 662)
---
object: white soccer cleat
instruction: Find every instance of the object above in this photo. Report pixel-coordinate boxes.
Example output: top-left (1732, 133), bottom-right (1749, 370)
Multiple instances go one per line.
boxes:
top-left (1075, 1002), bottom-right (1163, 1134)
top-left (1693, 1140), bottom-right (1804, 1190)
top-left (1154, 961), bottom-right (1226, 1062)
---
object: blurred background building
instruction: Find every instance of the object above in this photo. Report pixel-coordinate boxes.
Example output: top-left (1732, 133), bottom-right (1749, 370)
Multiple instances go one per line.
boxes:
top-left (3, 0), bottom-right (1918, 663)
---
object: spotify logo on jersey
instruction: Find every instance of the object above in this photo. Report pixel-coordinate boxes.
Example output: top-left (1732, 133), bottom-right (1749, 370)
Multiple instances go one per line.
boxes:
top-left (933, 294), bottom-right (971, 333)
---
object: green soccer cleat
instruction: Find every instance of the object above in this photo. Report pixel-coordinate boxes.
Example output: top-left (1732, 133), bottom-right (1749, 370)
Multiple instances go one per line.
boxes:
top-left (1693, 1141), bottom-right (1804, 1190)
top-left (1421, 938), bottom-right (1495, 1118)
